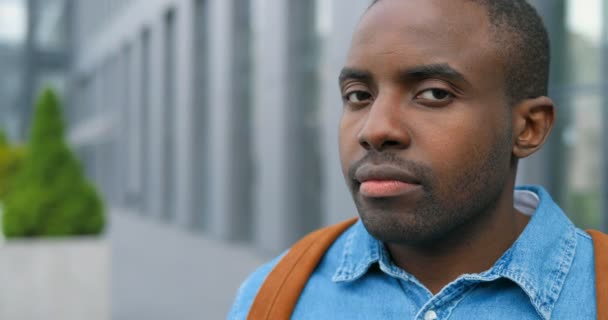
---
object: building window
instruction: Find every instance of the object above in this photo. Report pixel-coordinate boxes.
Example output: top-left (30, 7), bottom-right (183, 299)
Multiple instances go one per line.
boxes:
top-left (0, 0), bottom-right (26, 46)
top-left (34, 0), bottom-right (68, 52)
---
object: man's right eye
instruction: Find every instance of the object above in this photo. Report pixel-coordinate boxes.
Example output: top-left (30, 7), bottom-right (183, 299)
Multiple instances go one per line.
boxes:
top-left (345, 91), bottom-right (372, 104)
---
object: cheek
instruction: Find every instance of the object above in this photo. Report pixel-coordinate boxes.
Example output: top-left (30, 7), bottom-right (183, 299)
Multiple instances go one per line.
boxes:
top-left (338, 115), bottom-right (358, 174)
top-left (418, 114), bottom-right (508, 187)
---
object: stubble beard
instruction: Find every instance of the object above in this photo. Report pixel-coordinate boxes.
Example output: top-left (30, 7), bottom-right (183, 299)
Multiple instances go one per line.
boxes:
top-left (352, 131), bottom-right (513, 247)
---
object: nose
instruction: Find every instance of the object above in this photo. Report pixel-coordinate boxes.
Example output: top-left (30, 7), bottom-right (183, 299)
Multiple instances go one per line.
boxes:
top-left (357, 95), bottom-right (410, 151)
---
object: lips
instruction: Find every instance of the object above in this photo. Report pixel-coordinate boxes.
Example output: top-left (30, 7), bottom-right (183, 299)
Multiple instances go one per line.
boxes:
top-left (354, 164), bottom-right (421, 198)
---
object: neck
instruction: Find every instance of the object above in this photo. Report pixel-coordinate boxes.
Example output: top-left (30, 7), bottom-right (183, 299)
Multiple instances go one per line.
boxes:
top-left (385, 186), bottom-right (530, 295)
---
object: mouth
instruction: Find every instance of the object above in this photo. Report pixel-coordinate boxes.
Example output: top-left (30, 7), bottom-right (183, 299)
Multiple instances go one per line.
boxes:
top-left (354, 164), bottom-right (422, 198)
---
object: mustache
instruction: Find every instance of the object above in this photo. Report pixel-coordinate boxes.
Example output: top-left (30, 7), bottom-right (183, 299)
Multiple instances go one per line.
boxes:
top-left (348, 151), bottom-right (434, 188)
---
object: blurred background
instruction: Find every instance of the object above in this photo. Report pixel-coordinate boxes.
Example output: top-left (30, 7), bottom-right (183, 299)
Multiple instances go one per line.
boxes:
top-left (0, 0), bottom-right (606, 319)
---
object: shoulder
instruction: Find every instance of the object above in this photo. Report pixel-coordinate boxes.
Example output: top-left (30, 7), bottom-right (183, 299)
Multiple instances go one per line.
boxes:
top-left (226, 220), bottom-right (360, 319)
top-left (573, 227), bottom-right (605, 277)
top-left (573, 227), bottom-right (595, 267)
top-left (567, 228), bottom-right (595, 280)
top-left (227, 253), bottom-right (284, 320)
top-left (552, 228), bottom-right (596, 317)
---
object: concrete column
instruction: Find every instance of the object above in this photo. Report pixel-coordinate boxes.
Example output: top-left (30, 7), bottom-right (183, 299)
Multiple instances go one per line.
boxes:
top-left (281, 1), bottom-right (324, 244)
top-left (112, 55), bottom-right (125, 206)
top-left (251, 0), bottom-right (290, 253)
top-left (320, 0), bottom-right (368, 225)
top-left (161, 8), bottom-right (177, 222)
top-left (108, 56), bottom-right (121, 206)
top-left (190, 0), bottom-right (211, 231)
top-left (174, 0), bottom-right (196, 228)
top-left (148, 18), bottom-right (166, 220)
top-left (601, 0), bottom-right (608, 232)
top-left (140, 29), bottom-right (152, 217)
top-left (227, 0), bottom-right (255, 241)
top-left (205, 0), bottom-right (256, 241)
top-left (124, 42), bottom-right (140, 209)
top-left (19, 0), bottom-right (38, 139)
top-left (207, 0), bottom-right (235, 239)
top-left (92, 71), bottom-right (103, 187)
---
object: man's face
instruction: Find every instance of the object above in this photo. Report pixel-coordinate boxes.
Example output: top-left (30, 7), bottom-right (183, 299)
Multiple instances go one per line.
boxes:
top-left (339, 0), bottom-right (516, 245)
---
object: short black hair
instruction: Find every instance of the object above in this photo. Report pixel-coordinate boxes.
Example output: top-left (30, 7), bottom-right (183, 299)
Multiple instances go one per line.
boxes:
top-left (370, 0), bottom-right (550, 106)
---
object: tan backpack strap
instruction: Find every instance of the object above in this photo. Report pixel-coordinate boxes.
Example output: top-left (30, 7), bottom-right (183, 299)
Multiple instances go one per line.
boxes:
top-left (587, 229), bottom-right (608, 320)
top-left (248, 217), bottom-right (359, 320)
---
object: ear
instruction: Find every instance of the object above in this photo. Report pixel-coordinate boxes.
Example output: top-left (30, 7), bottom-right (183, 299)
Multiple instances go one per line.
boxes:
top-left (512, 96), bottom-right (555, 159)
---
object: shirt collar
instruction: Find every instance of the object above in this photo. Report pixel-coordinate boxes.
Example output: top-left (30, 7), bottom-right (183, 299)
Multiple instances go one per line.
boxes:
top-left (332, 185), bottom-right (577, 320)
top-left (493, 185), bottom-right (577, 320)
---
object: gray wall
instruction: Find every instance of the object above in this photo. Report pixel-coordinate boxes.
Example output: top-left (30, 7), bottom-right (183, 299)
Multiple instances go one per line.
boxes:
top-left (69, 0), bottom-right (372, 317)
top-left (71, 0), bottom-right (373, 256)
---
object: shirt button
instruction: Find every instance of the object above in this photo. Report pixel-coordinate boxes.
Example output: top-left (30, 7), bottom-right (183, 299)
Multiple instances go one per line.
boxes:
top-left (424, 310), bottom-right (438, 320)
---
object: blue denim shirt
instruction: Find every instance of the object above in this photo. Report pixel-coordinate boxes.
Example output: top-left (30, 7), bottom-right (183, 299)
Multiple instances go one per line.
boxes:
top-left (228, 186), bottom-right (596, 319)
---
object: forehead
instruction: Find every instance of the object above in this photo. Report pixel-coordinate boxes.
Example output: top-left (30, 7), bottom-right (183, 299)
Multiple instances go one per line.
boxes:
top-left (347, 0), bottom-right (504, 88)
top-left (361, 0), bottom-right (487, 38)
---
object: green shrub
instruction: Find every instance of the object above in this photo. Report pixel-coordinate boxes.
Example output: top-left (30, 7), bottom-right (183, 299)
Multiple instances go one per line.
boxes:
top-left (3, 88), bottom-right (105, 237)
top-left (0, 129), bottom-right (25, 201)
top-left (0, 129), bottom-right (7, 146)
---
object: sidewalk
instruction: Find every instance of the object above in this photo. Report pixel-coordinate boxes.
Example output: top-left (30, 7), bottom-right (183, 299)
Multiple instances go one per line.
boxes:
top-left (110, 208), bottom-right (266, 320)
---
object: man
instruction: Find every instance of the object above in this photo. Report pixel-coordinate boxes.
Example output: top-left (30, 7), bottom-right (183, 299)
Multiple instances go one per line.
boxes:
top-left (229, 0), bottom-right (597, 318)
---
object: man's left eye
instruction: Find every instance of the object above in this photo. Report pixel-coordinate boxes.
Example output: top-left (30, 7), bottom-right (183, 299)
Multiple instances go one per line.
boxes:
top-left (417, 88), bottom-right (452, 101)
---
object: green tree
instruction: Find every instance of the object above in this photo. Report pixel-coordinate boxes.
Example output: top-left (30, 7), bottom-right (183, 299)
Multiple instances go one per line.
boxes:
top-left (3, 88), bottom-right (105, 237)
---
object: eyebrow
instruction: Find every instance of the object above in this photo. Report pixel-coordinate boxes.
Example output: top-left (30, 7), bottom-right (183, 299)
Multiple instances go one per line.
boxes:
top-left (401, 64), bottom-right (468, 84)
top-left (338, 63), bottom-right (470, 86)
top-left (339, 68), bottom-right (372, 85)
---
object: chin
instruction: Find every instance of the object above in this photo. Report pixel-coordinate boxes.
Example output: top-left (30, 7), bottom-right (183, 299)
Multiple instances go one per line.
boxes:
top-left (356, 200), bottom-right (474, 247)
top-left (359, 209), bottom-right (441, 245)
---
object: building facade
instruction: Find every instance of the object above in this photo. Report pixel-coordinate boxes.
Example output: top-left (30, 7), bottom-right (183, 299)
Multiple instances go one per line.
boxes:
top-left (0, 0), bottom-right (71, 140)
top-left (41, 0), bottom-right (608, 318)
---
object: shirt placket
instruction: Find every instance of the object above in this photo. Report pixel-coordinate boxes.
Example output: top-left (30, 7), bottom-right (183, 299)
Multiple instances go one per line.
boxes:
top-left (413, 280), bottom-right (478, 320)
